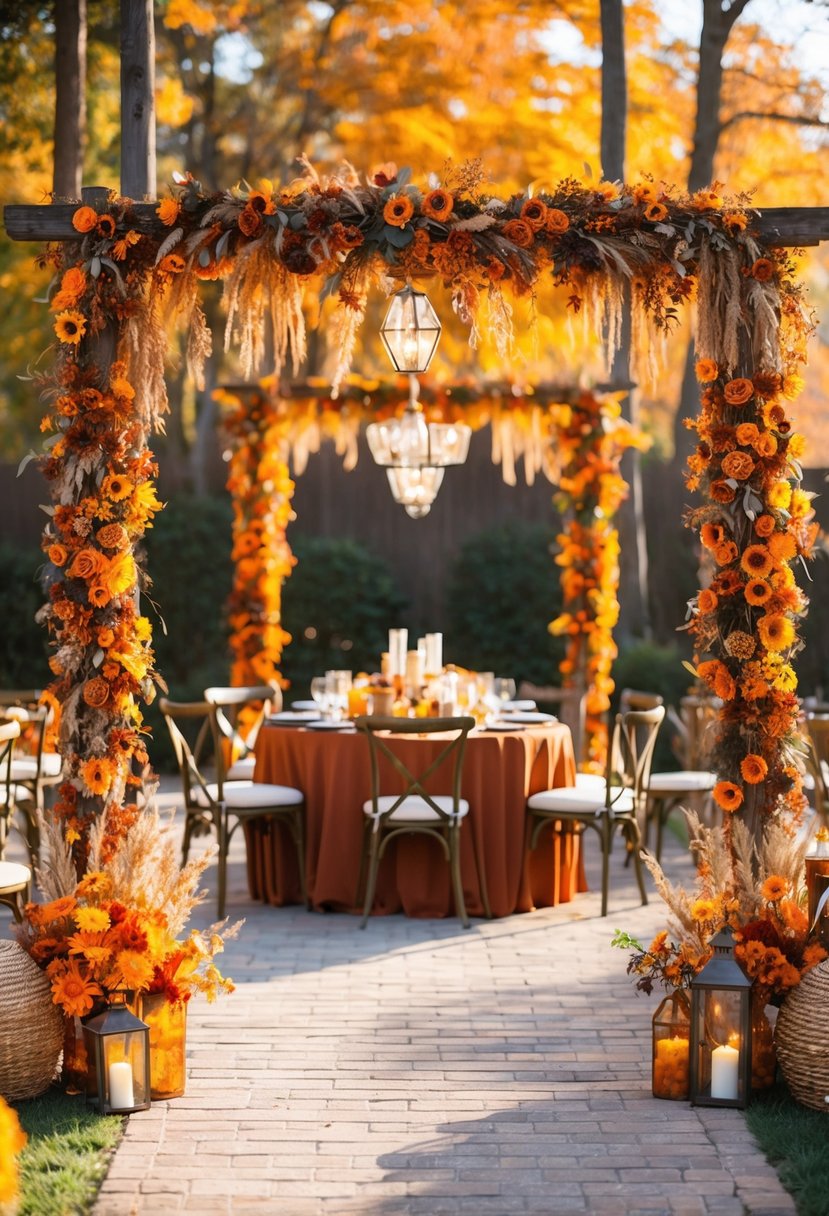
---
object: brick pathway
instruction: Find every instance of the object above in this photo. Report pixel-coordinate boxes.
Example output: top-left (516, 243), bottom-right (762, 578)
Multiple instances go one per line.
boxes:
top-left (85, 802), bottom-right (795, 1216)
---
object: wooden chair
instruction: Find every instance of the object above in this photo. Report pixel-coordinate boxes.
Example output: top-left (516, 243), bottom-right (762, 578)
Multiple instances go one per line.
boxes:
top-left (204, 684), bottom-right (281, 781)
top-left (645, 696), bottom-right (718, 859)
top-left (0, 721), bottom-right (32, 920)
top-left (525, 706), bottom-right (665, 917)
top-left (159, 698), bottom-right (306, 917)
top-left (0, 690), bottom-right (61, 861)
top-left (517, 682), bottom-right (587, 766)
top-left (354, 715), bottom-right (491, 929)
top-left (805, 715), bottom-right (829, 832)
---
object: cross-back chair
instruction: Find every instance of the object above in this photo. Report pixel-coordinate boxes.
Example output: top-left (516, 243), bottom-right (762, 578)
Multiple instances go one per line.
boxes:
top-left (0, 720), bottom-right (32, 921)
top-left (354, 715), bottom-right (491, 929)
top-left (645, 695), bottom-right (718, 859)
top-left (0, 690), bottom-right (61, 861)
top-left (525, 705), bottom-right (665, 917)
top-left (203, 684), bottom-right (281, 781)
top-left (160, 698), bottom-right (306, 917)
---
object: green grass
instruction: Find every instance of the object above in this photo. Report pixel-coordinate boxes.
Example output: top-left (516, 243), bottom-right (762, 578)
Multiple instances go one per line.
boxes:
top-left (13, 1088), bottom-right (125, 1216)
top-left (745, 1083), bottom-right (829, 1216)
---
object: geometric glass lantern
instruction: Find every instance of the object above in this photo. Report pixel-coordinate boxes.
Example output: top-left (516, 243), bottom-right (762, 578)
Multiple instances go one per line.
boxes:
top-left (379, 285), bottom-right (441, 374)
top-left (82, 991), bottom-right (151, 1114)
top-left (385, 465), bottom-right (445, 519)
top-left (689, 926), bottom-right (753, 1108)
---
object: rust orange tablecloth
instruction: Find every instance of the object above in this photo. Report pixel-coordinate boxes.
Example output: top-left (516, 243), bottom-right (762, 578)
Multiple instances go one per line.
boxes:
top-left (248, 722), bottom-right (586, 918)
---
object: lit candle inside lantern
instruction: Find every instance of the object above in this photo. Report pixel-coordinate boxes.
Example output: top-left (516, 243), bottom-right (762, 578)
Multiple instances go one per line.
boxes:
top-left (108, 1059), bottom-right (135, 1109)
top-left (710, 1043), bottom-right (740, 1100)
top-left (653, 1036), bottom-right (690, 1100)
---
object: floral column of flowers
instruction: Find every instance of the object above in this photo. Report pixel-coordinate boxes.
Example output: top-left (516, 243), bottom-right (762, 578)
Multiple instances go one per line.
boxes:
top-left (217, 387), bottom-right (295, 709)
top-left (684, 246), bottom-right (816, 835)
top-left (39, 208), bottom-right (164, 865)
top-left (548, 391), bottom-right (648, 772)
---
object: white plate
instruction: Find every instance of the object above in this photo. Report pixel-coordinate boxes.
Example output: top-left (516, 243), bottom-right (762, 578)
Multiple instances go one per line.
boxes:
top-left (481, 721), bottom-right (525, 732)
top-left (266, 712), bottom-right (321, 727)
top-left (291, 700), bottom-right (319, 711)
top-left (500, 700), bottom-right (537, 712)
top-left (504, 712), bottom-right (558, 724)
top-left (304, 720), bottom-right (355, 731)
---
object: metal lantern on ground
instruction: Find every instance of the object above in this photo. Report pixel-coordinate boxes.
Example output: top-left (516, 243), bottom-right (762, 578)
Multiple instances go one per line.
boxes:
top-left (82, 991), bottom-right (151, 1114)
top-left (689, 926), bottom-right (752, 1108)
top-left (380, 285), bottom-right (441, 373)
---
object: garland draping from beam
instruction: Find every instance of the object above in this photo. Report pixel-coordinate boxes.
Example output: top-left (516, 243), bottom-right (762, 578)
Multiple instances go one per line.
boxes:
top-left (35, 161), bottom-right (815, 854)
top-left (216, 378), bottom-right (646, 772)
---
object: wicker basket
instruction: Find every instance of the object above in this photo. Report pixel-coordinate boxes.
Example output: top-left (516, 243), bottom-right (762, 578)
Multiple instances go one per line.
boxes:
top-left (774, 959), bottom-right (829, 1112)
top-left (0, 939), bottom-right (64, 1100)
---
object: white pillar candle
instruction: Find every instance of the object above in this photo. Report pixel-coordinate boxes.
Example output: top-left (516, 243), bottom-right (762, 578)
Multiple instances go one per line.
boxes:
top-left (108, 1059), bottom-right (135, 1109)
top-left (710, 1043), bottom-right (740, 1100)
top-left (388, 629), bottom-right (408, 677)
top-left (425, 633), bottom-right (443, 675)
top-left (405, 649), bottom-right (423, 695)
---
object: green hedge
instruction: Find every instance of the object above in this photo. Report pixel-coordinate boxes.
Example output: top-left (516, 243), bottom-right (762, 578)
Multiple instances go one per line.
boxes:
top-left (444, 519), bottom-right (565, 687)
top-left (280, 534), bottom-right (407, 698)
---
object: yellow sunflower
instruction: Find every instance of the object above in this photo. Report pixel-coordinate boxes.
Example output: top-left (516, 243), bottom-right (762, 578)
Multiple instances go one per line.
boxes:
top-left (54, 310), bottom-right (87, 345)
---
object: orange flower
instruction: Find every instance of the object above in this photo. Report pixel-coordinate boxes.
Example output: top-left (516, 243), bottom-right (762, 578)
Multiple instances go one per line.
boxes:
top-left (88, 582), bottom-right (112, 608)
top-left (113, 949), bottom-right (155, 992)
top-left (26, 894), bottom-right (77, 926)
top-left (421, 189), bottom-right (454, 222)
top-left (697, 588), bottom-right (718, 614)
top-left (760, 875), bottom-right (788, 902)
top-left (72, 205), bottom-right (98, 233)
top-left (644, 202), bottom-right (668, 222)
top-left (735, 423), bottom-right (759, 447)
top-left (502, 219), bottom-right (534, 248)
top-left (58, 265), bottom-right (87, 302)
top-left (237, 204), bottom-right (263, 237)
top-left (754, 514), bottom-right (776, 538)
top-left (102, 473), bottom-right (134, 501)
top-left (722, 211), bottom-right (748, 231)
top-left (713, 781), bottom-right (743, 812)
top-left (97, 627), bottom-right (115, 648)
top-left (723, 378), bottom-right (754, 406)
top-left (545, 208), bottom-right (570, 233)
top-left (700, 523), bottom-right (725, 550)
top-left (519, 198), bottom-right (547, 230)
top-left (740, 545), bottom-right (772, 578)
top-left (156, 197), bottom-right (181, 226)
top-left (757, 613), bottom-right (795, 653)
top-left (714, 669), bottom-right (736, 700)
top-left (67, 547), bottom-right (104, 580)
top-left (768, 532), bottom-right (797, 563)
top-left (710, 479), bottom-right (736, 503)
top-left (755, 432), bottom-right (778, 458)
top-left (80, 756), bottom-right (114, 796)
top-left (695, 359), bottom-right (719, 382)
top-left (745, 579), bottom-right (772, 606)
top-left (50, 959), bottom-right (102, 1017)
top-left (96, 214), bottom-right (116, 238)
top-left (751, 258), bottom-right (775, 282)
top-left (714, 541), bottom-right (738, 566)
top-left (47, 543), bottom-right (68, 566)
top-left (740, 753), bottom-right (768, 784)
top-left (721, 450), bottom-right (754, 480)
top-left (97, 523), bottom-right (129, 550)
top-left (383, 194), bottom-right (414, 228)
top-left (54, 310), bottom-right (87, 345)
top-left (158, 253), bottom-right (186, 275)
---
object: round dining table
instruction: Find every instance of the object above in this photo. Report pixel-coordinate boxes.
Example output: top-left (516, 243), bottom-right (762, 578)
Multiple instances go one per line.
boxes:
top-left (248, 720), bottom-right (586, 919)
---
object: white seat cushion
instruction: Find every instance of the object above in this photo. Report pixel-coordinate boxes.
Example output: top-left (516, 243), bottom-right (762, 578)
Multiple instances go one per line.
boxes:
top-left (0, 784), bottom-right (33, 806)
top-left (528, 785), bottom-right (634, 816)
top-left (649, 771), bottom-right (716, 795)
top-left (0, 860), bottom-right (31, 892)
top-left (10, 753), bottom-right (62, 781)
top-left (195, 780), bottom-right (303, 809)
top-left (226, 756), bottom-right (257, 781)
top-left (362, 794), bottom-right (469, 822)
top-left (574, 772), bottom-right (607, 791)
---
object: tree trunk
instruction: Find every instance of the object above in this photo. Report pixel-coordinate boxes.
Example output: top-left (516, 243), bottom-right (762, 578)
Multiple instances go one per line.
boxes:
top-left (53, 0), bottom-right (87, 200)
top-left (120, 0), bottom-right (156, 198)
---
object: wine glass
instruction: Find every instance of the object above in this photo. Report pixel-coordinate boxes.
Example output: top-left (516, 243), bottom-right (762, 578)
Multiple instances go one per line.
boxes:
top-left (310, 676), bottom-right (329, 719)
top-left (494, 677), bottom-right (516, 707)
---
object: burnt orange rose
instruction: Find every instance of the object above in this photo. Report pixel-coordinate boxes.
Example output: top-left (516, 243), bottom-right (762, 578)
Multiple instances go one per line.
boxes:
top-left (238, 205), bottom-right (264, 237)
top-left (721, 451), bottom-right (754, 480)
top-left (697, 589), bottom-right (718, 614)
top-left (502, 219), bottom-right (534, 248)
top-left (520, 199), bottom-right (547, 230)
top-left (72, 205), bottom-right (98, 233)
top-left (750, 258), bottom-right (775, 282)
top-left (714, 541), bottom-right (738, 566)
top-left (545, 208), bottom-right (570, 234)
top-left (68, 548), bottom-right (104, 580)
top-left (724, 378), bottom-right (754, 406)
top-left (48, 543), bottom-right (68, 566)
top-left (695, 359), bottom-right (719, 382)
top-left (710, 479), bottom-right (736, 503)
top-left (755, 432), bottom-right (777, 457)
top-left (754, 514), bottom-right (776, 538)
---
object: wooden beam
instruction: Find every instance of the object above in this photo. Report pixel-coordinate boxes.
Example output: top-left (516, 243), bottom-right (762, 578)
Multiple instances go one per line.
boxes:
top-left (120, 0), bottom-right (156, 199)
top-left (4, 201), bottom-right (829, 246)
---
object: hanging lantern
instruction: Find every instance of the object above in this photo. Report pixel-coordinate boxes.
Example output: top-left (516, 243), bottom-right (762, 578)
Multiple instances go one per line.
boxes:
top-left (385, 466), bottom-right (445, 519)
top-left (380, 285), bottom-right (441, 374)
top-left (82, 991), bottom-right (151, 1114)
top-left (689, 926), bottom-right (752, 1108)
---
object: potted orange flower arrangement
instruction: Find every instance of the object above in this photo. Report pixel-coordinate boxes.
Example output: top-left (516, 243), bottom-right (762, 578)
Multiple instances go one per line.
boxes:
top-left (16, 803), bottom-right (240, 1099)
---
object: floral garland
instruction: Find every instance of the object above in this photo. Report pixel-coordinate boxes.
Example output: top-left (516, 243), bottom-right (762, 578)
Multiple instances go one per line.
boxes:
top-left (684, 256), bottom-right (816, 832)
top-left (39, 252), bottom-right (164, 863)
top-left (216, 386), bottom-right (296, 702)
top-left (549, 393), bottom-right (648, 771)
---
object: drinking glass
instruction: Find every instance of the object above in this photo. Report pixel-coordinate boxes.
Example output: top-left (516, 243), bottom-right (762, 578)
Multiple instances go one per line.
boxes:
top-left (494, 677), bottom-right (516, 705)
top-left (310, 676), bottom-right (329, 718)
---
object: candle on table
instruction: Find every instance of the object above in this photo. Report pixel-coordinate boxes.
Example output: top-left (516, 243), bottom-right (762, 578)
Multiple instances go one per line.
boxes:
top-left (108, 1059), bottom-right (135, 1109)
top-left (425, 632), bottom-right (442, 675)
top-left (388, 629), bottom-right (408, 677)
top-left (405, 649), bottom-right (423, 696)
top-left (710, 1043), bottom-right (740, 1100)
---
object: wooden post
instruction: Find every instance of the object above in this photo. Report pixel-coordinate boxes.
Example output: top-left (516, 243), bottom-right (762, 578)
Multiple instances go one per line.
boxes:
top-left (120, 0), bottom-right (156, 199)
